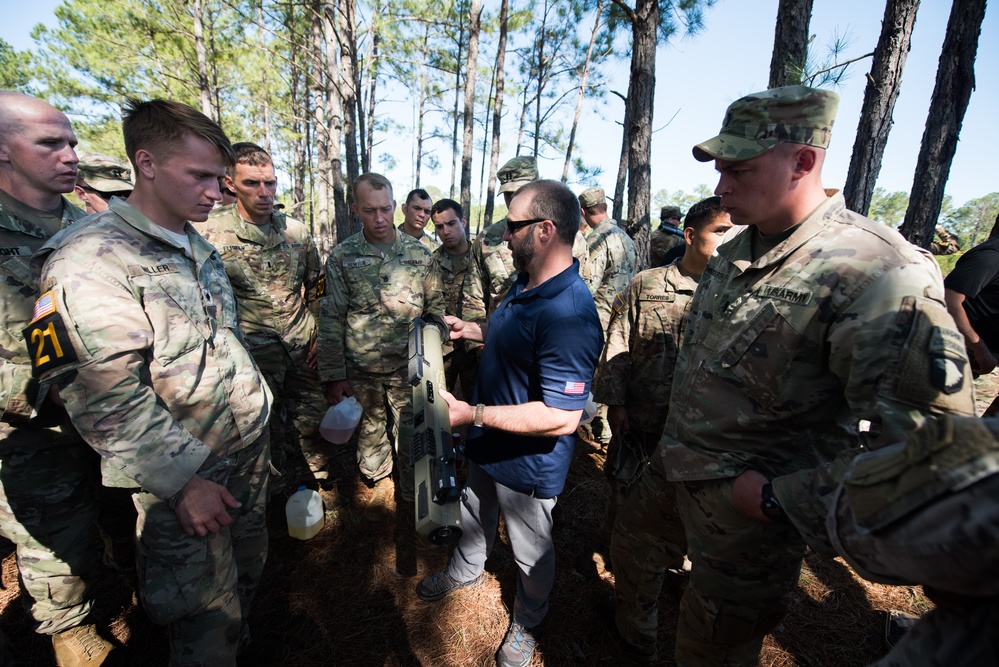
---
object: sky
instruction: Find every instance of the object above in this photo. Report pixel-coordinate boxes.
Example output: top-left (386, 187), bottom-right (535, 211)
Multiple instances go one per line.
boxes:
top-left (4, 0), bottom-right (997, 210)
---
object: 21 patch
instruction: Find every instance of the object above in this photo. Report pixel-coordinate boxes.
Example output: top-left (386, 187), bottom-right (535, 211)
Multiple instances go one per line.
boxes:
top-left (23, 292), bottom-right (78, 377)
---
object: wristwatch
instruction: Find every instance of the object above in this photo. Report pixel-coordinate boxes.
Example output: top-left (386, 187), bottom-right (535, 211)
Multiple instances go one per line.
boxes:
top-left (473, 403), bottom-right (485, 428)
top-left (760, 483), bottom-right (788, 523)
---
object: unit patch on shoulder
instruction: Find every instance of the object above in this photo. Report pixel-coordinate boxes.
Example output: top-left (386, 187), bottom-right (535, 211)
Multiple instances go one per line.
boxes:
top-left (315, 273), bottom-right (326, 297)
top-left (22, 291), bottom-right (79, 377)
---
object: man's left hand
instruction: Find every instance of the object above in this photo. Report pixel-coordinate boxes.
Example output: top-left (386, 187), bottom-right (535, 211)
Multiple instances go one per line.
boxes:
top-left (306, 338), bottom-right (318, 370)
top-left (438, 387), bottom-right (474, 427)
top-left (732, 469), bottom-right (770, 522)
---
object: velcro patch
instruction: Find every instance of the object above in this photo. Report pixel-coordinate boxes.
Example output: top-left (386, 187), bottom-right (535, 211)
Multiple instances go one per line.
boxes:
top-left (611, 293), bottom-right (626, 315)
top-left (400, 259), bottom-right (429, 266)
top-left (316, 273), bottom-right (326, 297)
top-left (0, 245), bottom-right (32, 257)
top-left (127, 263), bottom-right (180, 277)
top-left (757, 284), bottom-right (811, 306)
top-left (23, 294), bottom-right (79, 377)
top-left (343, 259), bottom-right (376, 269)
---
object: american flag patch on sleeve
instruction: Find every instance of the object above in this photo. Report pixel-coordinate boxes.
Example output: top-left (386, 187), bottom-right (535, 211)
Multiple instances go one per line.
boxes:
top-left (563, 381), bottom-right (586, 395)
top-left (30, 291), bottom-right (56, 323)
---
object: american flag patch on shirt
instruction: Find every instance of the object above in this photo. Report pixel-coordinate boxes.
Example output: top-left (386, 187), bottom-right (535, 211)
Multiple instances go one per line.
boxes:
top-left (563, 381), bottom-right (586, 395)
top-left (31, 291), bottom-right (56, 322)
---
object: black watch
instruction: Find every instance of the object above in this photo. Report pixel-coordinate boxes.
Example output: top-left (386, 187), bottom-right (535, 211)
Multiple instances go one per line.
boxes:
top-left (760, 483), bottom-right (788, 523)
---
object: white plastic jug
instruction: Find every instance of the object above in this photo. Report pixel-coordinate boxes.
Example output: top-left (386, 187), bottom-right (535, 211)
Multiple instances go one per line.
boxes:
top-left (285, 486), bottom-right (324, 540)
top-left (319, 396), bottom-right (362, 444)
top-left (579, 392), bottom-right (598, 425)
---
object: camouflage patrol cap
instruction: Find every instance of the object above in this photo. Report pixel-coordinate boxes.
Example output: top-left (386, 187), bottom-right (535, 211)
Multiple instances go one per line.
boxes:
top-left (578, 187), bottom-right (605, 208)
top-left (692, 86), bottom-right (839, 162)
top-left (660, 205), bottom-right (682, 221)
top-left (76, 151), bottom-right (134, 193)
top-left (497, 156), bottom-right (538, 194)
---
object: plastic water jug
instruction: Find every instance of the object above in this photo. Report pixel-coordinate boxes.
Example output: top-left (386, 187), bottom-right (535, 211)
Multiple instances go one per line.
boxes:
top-left (319, 396), bottom-right (362, 444)
top-left (285, 486), bottom-right (324, 540)
top-left (579, 393), bottom-right (598, 425)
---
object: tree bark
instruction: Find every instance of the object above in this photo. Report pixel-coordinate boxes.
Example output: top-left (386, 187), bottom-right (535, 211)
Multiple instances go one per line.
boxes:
top-left (623, 0), bottom-right (657, 271)
top-left (844, 0), bottom-right (920, 216)
top-left (286, 2), bottom-right (308, 209)
top-left (364, 18), bottom-right (380, 174)
top-left (460, 0), bottom-right (482, 221)
top-left (311, 0), bottom-right (333, 253)
top-left (415, 24), bottom-right (430, 187)
top-left (483, 0), bottom-right (509, 228)
top-left (563, 0), bottom-right (603, 182)
top-left (192, 0), bottom-right (216, 121)
top-left (612, 88), bottom-right (628, 224)
top-left (768, 0), bottom-right (814, 88)
top-left (899, 0), bottom-right (986, 249)
top-left (450, 2), bottom-right (465, 198)
top-left (339, 0), bottom-right (361, 201)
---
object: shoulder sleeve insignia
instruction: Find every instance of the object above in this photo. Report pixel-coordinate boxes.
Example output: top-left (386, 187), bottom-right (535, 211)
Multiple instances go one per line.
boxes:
top-left (22, 291), bottom-right (79, 377)
top-left (612, 293), bottom-right (626, 316)
top-left (316, 273), bottom-right (326, 297)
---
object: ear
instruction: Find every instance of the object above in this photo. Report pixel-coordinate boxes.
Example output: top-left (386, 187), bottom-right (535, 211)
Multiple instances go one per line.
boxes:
top-left (791, 147), bottom-right (818, 181)
top-left (133, 148), bottom-right (156, 180)
top-left (73, 184), bottom-right (88, 201)
top-left (684, 226), bottom-right (695, 246)
top-left (224, 174), bottom-right (235, 191)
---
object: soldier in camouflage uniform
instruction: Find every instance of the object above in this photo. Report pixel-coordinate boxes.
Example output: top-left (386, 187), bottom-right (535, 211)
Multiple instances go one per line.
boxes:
top-left (730, 413), bottom-right (999, 665)
top-left (619, 86), bottom-right (976, 665)
top-left (317, 173), bottom-right (444, 521)
top-left (601, 198), bottom-right (731, 658)
top-left (578, 186), bottom-right (635, 448)
top-left (399, 188), bottom-right (438, 251)
top-left (431, 198), bottom-right (478, 398)
top-left (0, 92), bottom-right (116, 665)
top-left (648, 205), bottom-right (684, 268)
top-left (199, 142), bottom-right (327, 485)
top-left (930, 225), bottom-right (960, 255)
top-left (32, 99), bottom-right (272, 667)
top-left (463, 156), bottom-right (592, 329)
top-left (73, 151), bottom-right (133, 215)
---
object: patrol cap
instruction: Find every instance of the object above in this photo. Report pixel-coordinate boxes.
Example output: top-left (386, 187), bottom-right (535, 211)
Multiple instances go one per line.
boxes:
top-left (660, 205), bottom-right (682, 221)
top-left (497, 156), bottom-right (538, 194)
top-left (692, 85), bottom-right (839, 163)
top-left (76, 151), bottom-right (134, 193)
top-left (578, 187), bottom-right (605, 208)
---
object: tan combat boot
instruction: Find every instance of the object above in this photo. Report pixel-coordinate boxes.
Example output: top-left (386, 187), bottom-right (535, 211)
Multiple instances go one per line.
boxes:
top-left (51, 624), bottom-right (115, 666)
top-left (364, 476), bottom-right (395, 521)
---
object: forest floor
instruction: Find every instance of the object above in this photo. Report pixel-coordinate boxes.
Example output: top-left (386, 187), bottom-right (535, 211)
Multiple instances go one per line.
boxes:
top-left (0, 425), bottom-right (938, 667)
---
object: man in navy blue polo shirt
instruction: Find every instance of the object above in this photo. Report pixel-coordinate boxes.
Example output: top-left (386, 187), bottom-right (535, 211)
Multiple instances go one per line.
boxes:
top-left (415, 179), bottom-right (603, 667)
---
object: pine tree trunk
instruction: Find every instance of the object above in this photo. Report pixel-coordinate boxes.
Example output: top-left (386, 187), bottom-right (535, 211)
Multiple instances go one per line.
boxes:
top-left (768, 0), bottom-right (813, 88)
top-left (899, 0), bottom-right (986, 249)
top-left (483, 0), bottom-right (509, 228)
top-left (450, 3), bottom-right (465, 198)
top-left (415, 25), bottom-right (430, 188)
top-left (192, 0), bottom-right (216, 121)
top-left (844, 0), bottom-right (920, 216)
top-left (612, 89), bottom-right (628, 225)
top-left (563, 0), bottom-right (603, 182)
top-left (311, 1), bottom-right (333, 253)
top-left (460, 0), bottom-right (482, 221)
top-left (625, 0), bottom-right (657, 271)
top-left (339, 0), bottom-right (361, 202)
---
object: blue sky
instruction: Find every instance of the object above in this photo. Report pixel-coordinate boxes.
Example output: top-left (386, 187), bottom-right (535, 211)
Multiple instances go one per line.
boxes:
top-left (5, 0), bottom-right (996, 208)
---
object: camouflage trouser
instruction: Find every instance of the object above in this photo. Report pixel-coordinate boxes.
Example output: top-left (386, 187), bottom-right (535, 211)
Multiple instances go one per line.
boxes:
top-left (611, 449), bottom-right (687, 656)
top-left (674, 478), bottom-right (806, 667)
top-left (443, 348), bottom-right (478, 402)
top-left (135, 436), bottom-right (269, 667)
top-left (874, 597), bottom-right (999, 666)
top-left (250, 340), bottom-right (328, 477)
top-left (347, 368), bottom-right (415, 500)
top-left (0, 435), bottom-right (99, 635)
top-left (603, 429), bottom-right (657, 538)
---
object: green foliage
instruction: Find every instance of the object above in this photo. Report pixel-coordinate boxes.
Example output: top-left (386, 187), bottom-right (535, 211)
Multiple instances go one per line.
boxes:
top-left (652, 184), bottom-right (713, 214)
top-left (946, 192), bottom-right (999, 248)
top-left (0, 38), bottom-right (32, 90)
top-left (868, 188), bottom-right (909, 228)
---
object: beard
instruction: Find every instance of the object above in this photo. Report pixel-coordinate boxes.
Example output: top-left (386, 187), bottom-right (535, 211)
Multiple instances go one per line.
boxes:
top-left (510, 230), bottom-right (536, 273)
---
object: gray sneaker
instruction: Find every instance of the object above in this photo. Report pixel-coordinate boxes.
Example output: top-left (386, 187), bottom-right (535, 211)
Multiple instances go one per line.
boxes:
top-left (415, 570), bottom-right (484, 601)
top-left (496, 622), bottom-right (538, 667)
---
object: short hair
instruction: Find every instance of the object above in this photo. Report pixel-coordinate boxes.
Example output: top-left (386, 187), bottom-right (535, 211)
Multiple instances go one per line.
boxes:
top-left (431, 198), bottom-right (463, 220)
top-left (514, 179), bottom-right (580, 245)
top-left (229, 142), bottom-right (272, 177)
top-left (405, 188), bottom-right (431, 205)
top-left (122, 98), bottom-right (234, 167)
top-left (352, 172), bottom-right (393, 201)
top-left (684, 196), bottom-right (726, 229)
top-left (584, 203), bottom-right (608, 215)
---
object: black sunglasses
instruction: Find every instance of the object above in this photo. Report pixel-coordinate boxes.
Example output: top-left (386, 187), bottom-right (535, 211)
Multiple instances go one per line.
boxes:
top-left (506, 217), bottom-right (547, 234)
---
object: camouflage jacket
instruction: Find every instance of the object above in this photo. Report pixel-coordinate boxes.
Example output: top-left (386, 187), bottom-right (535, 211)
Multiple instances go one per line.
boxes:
top-left (0, 195), bottom-right (86, 442)
top-left (317, 230), bottom-right (444, 381)
top-left (584, 220), bottom-right (636, 331)
top-left (463, 218), bottom-right (591, 324)
top-left (398, 223), bottom-right (439, 252)
top-left (649, 224), bottom-right (685, 268)
top-left (31, 199), bottom-right (271, 497)
top-left (592, 261), bottom-right (697, 434)
top-left (661, 193), bottom-right (975, 483)
top-left (199, 205), bottom-right (321, 351)
top-left (433, 244), bottom-right (472, 357)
